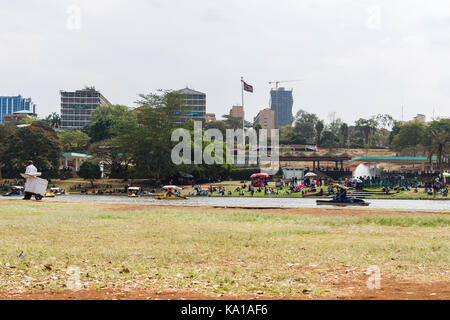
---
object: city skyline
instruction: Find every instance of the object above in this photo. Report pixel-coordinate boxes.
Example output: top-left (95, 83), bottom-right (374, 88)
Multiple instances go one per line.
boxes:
top-left (1, 1), bottom-right (450, 124)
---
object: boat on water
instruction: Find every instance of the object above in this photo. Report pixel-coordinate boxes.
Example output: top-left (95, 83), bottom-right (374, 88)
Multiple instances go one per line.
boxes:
top-left (155, 185), bottom-right (188, 200)
top-left (316, 184), bottom-right (370, 206)
top-left (45, 187), bottom-right (67, 197)
top-left (316, 198), bottom-right (370, 207)
top-left (127, 187), bottom-right (141, 197)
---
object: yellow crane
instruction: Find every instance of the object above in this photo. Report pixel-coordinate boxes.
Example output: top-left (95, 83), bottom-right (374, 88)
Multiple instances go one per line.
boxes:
top-left (268, 79), bottom-right (303, 127)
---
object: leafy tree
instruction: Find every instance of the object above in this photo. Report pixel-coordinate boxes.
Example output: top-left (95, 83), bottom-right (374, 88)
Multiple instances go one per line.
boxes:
top-left (292, 110), bottom-right (319, 144)
top-left (340, 123), bottom-right (349, 147)
top-left (205, 120), bottom-right (227, 136)
top-left (373, 114), bottom-right (394, 131)
top-left (279, 125), bottom-right (306, 145)
top-left (388, 121), bottom-right (402, 147)
top-left (0, 124), bottom-right (16, 179)
top-left (45, 112), bottom-right (61, 129)
top-left (88, 140), bottom-right (133, 179)
top-left (425, 119), bottom-right (450, 171)
top-left (113, 90), bottom-right (186, 183)
top-left (315, 120), bottom-right (324, 146)
top-left (355, 118), bottom-right (378, 145)
top-left (320, 130), bottom-right (339, 151)
top-left (77, 161), bottom-right (101, 188)
top-left (391, 121), bottom-right (427, 155)
top-left (87, 105), bottom-right (135, 142)
top-left (1, 122), bottom-right (62, 178)
top-left (428, 129), bottom-right (448, 172)
top-left (58, 129), bottom-right (90, 153)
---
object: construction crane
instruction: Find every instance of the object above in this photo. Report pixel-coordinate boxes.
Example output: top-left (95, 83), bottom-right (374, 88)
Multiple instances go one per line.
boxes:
top-left (268, 80), bottom-right (303, 128)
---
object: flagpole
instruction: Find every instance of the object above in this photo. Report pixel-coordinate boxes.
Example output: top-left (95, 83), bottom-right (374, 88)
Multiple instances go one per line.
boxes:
top-left (241, 76), bottom-right (245, 148)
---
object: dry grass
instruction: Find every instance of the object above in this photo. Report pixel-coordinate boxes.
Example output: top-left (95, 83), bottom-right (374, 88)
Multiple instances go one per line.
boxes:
top-left (0, 200), bottom-right (448, 297)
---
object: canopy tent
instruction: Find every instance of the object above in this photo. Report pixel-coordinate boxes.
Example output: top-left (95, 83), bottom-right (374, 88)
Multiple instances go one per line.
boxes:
top-left (304, 172), bottom-right (317, 178)
top-left (163, 185), bottom-right (182, 190)
top-left (250, 173), bottom-right (270, 179)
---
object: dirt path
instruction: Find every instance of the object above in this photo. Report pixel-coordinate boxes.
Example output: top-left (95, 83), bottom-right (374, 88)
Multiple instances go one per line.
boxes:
top-left (1, 278), bottom-right (448, 300)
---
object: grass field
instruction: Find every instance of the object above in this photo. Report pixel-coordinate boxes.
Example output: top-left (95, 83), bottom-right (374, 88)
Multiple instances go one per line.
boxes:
top-left (0, 200), bottom-right (448, 299)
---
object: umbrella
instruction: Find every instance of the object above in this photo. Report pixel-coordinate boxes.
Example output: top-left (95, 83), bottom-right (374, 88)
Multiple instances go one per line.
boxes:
top-left (304, 172), bottom-right (317, 177)
top-left (250, 173), bottom-right (270, 179)
top-left (298, 185), bottom-right (305, 189)
top-left (163, 185), bottom-right (182, 190)
top-left (183, 174), bottom-right (194, 179)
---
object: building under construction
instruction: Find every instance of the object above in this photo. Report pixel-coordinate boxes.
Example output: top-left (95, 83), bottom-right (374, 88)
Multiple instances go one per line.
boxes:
top-left (270, 87), bottom-right (293, 128)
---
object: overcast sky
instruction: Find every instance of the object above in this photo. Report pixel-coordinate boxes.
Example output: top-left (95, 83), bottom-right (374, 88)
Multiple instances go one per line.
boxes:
top-left (1, 0), bottom-right (449, 124)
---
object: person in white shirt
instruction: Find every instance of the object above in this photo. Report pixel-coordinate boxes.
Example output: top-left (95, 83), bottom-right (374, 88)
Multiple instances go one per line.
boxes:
top-left (23, 160), bottom-right (38, 200)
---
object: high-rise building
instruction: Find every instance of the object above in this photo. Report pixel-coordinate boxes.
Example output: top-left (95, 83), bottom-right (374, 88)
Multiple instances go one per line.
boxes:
top-left (254, 109), bottom-right (275, 131)
top-left (60, 87), bottom-right (111, 130)
top-left (0, 95), bottom-right (36, 124)
top-left (270, 87), bottom-right (293, 128)
top-left (229, 105), bottom-right (244, 119)
top-left (173, 87), bottom-right (206, 126)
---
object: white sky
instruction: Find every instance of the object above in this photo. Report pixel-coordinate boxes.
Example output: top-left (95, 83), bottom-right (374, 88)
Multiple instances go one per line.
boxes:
top-left (1, 0), bottom-right (450, 124)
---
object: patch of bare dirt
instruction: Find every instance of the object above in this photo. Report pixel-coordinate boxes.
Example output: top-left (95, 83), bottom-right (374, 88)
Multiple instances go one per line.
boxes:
top-left (1, 280), bottom-right (448, 300)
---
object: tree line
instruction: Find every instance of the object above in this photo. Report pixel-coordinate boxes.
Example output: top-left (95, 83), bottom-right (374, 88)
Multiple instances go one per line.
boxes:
top-left (0, 90), bottom-right (448, 181)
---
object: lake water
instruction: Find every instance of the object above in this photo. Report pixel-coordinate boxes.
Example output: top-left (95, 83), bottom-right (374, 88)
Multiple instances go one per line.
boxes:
top-left (3, 194), bottom-right (448, 211)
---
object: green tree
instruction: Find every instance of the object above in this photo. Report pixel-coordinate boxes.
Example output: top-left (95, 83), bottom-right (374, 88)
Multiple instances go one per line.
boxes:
top-left (355, 118), bottom-right (378, 145)
top-left (339, 123), bottom-right (349, 147)
top-left (77, 161), bottom-right (102, 188)
top-left (425, 119), bottom-right (450, 172)
top-left (428, 129), bottom-right (448, 172)
top-left (205, 120), bottom-right (227, 136)
top-left (279, 125), bottom-right (306, 145)
top-left (0, 124), bottom-right (16, 179)
top-left (45, 112), bottom-right (61, 129)
top-left (1, 122), bottom-right (62, 178)
top-left (315, 120), bottom-right (324, 146)
top-left (88, 139), bottom-right (133, 179)
top-left (58, 130), bottom-right (90, 153)
top-left (321, 130), bottom-right (339, 151)
top-left (391, 121), bottom-right (427, 155)
top-left (293, 110), bottom-right (319, 144)
top-left (87, 105), bottom-right (135, 142)
top-left (113, 90), bottom-right (186, 183)
top-left (388, 121), bottom-right (402, 147)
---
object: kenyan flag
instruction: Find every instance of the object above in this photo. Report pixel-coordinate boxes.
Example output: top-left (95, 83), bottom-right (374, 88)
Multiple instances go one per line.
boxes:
top-left (243, 81), bottom-right (254, 93)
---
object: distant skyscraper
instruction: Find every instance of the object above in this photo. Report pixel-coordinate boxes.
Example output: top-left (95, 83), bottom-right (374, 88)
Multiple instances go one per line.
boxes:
top-left (60, 87), bottom-right (111, 130)
top-left (270, 87), bottom-right (293, 128)
top-left (174, 87), bottom-right (206, 126)
top-left (0, 95), bottom-right (36, 124)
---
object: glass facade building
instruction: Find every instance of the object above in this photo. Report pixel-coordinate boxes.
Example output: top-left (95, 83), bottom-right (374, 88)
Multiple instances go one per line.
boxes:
top-left (0, 95), bottom-right (36, 123)
top-left (270, 88), bottom-right (293, 128)
top-left (174, 87), bottom-right (206, 126)
top-left (60, 87), bottom-right (111, 129)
